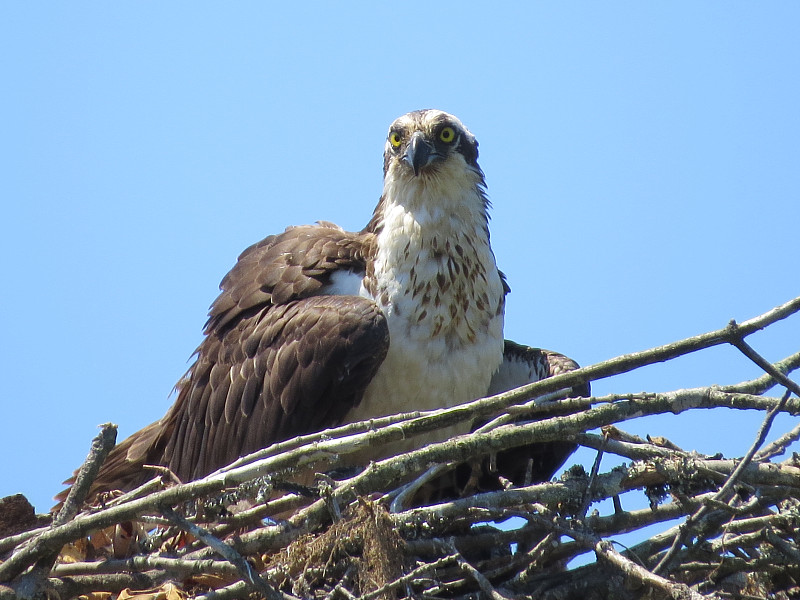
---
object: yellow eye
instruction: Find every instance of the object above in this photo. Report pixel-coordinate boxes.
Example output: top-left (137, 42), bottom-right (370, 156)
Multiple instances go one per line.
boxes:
top-left (389, 131), bottom-right (402, 147)
top-left (439, 126), bottom-right (456, 143)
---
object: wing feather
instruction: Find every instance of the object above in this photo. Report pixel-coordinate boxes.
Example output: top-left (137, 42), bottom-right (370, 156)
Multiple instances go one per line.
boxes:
top-left (59, 223), bottom-right (387, 504)
top-left (209, 223), bottom-right (370, 331)
top-left (162, 296), bottom-right (388, 483)
top-left (483, 340), bottom-right (589, 487)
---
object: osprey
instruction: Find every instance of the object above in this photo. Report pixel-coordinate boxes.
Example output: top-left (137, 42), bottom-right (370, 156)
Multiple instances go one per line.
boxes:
top-left (67, 110), bottom-right (583, 501)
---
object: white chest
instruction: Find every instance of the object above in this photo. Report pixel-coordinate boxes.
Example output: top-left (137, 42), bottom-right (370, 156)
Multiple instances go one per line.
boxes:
top-left (346, 198), bottom-right (506, 453)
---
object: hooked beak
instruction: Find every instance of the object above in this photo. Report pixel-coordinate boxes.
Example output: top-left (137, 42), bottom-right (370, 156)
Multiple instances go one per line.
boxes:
top-left (402, 131), bottom-right (437, 176)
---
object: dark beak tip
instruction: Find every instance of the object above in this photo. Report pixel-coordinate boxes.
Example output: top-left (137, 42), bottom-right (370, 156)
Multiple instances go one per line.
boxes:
top-left (405, 132), bottom-right (434, 176)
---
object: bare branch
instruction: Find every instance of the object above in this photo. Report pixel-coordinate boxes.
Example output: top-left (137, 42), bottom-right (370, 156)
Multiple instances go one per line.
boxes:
top-left (3, 296), bottom-right (799, 599)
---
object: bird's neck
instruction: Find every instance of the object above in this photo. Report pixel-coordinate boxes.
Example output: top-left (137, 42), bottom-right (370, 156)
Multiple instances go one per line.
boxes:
top-left (367, 157), bottom-right (490, 235)
top-left (363, 172), bottom-right (503, 349)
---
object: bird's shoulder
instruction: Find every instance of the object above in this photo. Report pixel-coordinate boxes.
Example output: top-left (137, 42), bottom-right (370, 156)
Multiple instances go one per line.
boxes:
top-left (207, 222), bottom-right (375, 333)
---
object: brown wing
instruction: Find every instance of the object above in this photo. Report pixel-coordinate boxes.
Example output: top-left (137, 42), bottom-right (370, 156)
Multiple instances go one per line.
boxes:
top-left (490, 341), bottom-right (589, 397)
top-left (209, 223), bottom-right (373, 331)
top-left (62, 223), bottom-right (388, 503)
top-left (482, 342), bottom-right (588, 488)
top-left (161, 294), bottom-right (388, 482)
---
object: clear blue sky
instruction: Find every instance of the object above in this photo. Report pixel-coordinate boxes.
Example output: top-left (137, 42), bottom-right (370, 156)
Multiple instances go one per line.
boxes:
top-left (2, 4), bottom-right (799, 516)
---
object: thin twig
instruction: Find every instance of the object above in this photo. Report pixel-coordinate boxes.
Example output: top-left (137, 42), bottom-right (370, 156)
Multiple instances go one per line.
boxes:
top-left (54, 424), bottom-right (118, 527)
top-left (0, 424), bottom-right (117, 585)
top-left (442, 539), bottom-right (513, 600)
top-left (727, 321), bottom-right (800, 399)
top-left (159, 505), bottom-right (283, 600)
top-left (578, 430), bottom-right (607, 519)
top-left (594, 540), bottom-right (712, 600)
top-left (359, 554), bottom-right (458, 600)
top-left (654, 383), bottom-right (792, 576)
top-left (52, 556), bottom-right (239, 578)
top-left (506, 532), bottom-right (560, 586)
top-left (756, 419), bottom-right (800, 460)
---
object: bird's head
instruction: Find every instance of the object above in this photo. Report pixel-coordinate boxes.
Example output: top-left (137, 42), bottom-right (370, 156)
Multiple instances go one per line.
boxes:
top-left (383, 110), bottom-right (482, 180)
top-left (369, 109), bottom-right (490, 233)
